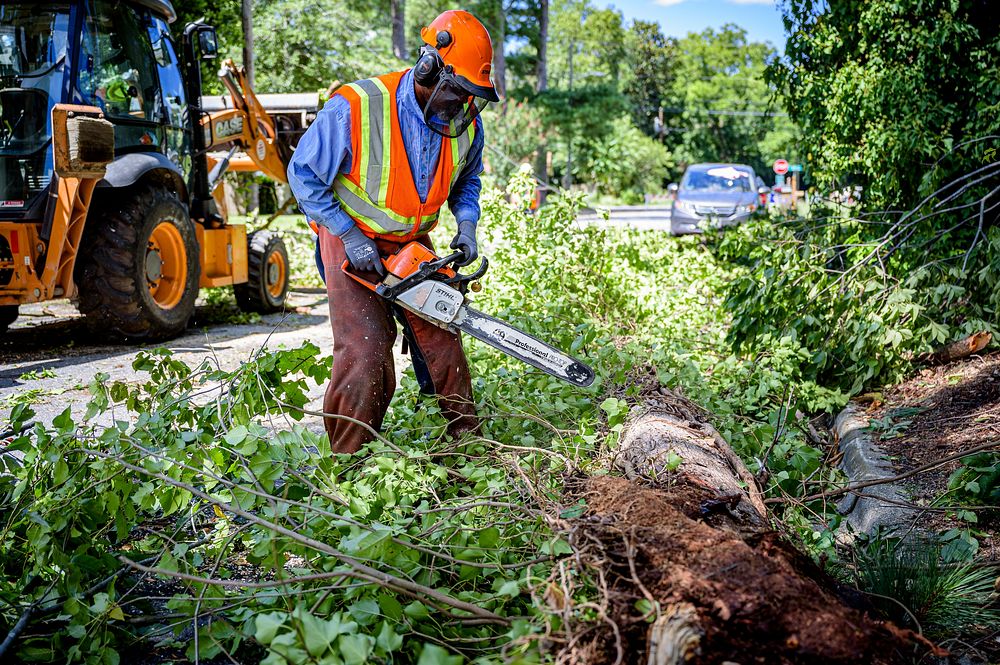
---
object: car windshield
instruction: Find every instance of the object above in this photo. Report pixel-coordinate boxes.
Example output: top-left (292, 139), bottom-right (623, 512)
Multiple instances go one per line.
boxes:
top-left (681, 166), bottom-right (752, 193)
top-left (0, 2), bottom-right (71, 207)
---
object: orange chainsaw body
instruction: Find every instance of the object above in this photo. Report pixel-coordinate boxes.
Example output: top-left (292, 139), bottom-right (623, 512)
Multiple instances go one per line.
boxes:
top-left (341, 241), bottom-right (457, 291)
top-left (384, 242), bottom-right (456, 280)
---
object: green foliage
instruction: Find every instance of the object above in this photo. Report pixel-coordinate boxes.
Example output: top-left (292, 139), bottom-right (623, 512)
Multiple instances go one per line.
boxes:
top-left (665, 25), bottom-right (783, 177)
top-left (849, 535), bottom-right (1000, 636)
top-left (252, 0), bottom-right (401, 93)
top-left (581, 116), bottom-right (673, 198)
top-left (946, 453), bottom-right (1000, 506)
top-left (546, 0), bottom-right (628, 90)
top-left (481, 101), bottom-right (546, 186)
top-left (0, 170), bottom-right (853, 662)
top-left (720, 203), bottom-right (1000, 393)
top-left (621, 20), bottom-right (676, 137)
top-left (196, 287), bottom-right (263, 326)
top-left (774, 0), bottom-right (1000, 209)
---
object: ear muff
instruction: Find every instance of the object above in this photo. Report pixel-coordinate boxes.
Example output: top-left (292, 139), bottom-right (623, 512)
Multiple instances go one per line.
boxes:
top-left (435, 30), bottom-right (452, 48)
top-left (413, 44), bottom-right (443, 86)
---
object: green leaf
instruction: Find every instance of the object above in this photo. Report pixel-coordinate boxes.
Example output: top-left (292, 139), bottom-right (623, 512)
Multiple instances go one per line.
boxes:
top-left (497, 580), bottom-right (520, 598)
top-left (337, 634), bottom-right (373, 665)
top-left (417, 643), bottom-right (462, 665)
top-left (255, 612), bottom-right (286, 645)
top-left (375, 621), bottom-right (403, 652)
top-left (479, 526), bottom-right (501, 548)
top-left (378, 593), bottom-right (403, 621)
top-left (347, 598), bottom-right (380, 626)
top-left (224, 425), bottom-right (249, 447)
top-left (403, 601), bottom-right (430, 619)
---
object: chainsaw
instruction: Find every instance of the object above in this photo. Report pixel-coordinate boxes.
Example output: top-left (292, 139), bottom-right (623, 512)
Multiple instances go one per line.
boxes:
top-left (342, 242), bottom-right (595, 388)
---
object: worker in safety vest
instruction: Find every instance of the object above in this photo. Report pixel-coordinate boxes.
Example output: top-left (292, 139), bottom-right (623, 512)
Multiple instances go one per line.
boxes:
top-left (288, 10), bottom-right (499, 454)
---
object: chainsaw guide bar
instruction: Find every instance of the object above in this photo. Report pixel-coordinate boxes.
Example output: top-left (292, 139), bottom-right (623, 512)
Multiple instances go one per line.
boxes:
top-left (342, 242), bottom-right (596, 388)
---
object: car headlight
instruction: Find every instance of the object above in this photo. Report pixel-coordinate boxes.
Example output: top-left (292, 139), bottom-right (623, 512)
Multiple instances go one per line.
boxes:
top-left (675, 200), bottom-right (696, 213)
top-left (737, 203), bottom-right (757, 213)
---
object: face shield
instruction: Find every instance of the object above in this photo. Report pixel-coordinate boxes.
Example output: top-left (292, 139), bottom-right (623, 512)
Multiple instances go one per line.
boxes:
top-left (422, 67), bottom-right (490, 139)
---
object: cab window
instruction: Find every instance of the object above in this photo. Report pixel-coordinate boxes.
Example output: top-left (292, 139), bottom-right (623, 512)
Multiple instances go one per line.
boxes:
top-left (147, 16), bottom-right (185, 129)
top-left (78, 0), bottom-right (158, 122)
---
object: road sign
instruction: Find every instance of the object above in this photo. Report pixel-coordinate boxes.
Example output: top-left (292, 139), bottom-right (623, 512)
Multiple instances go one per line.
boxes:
top-left (788, 164), bottom-right (804, 172)
top-left (773, 159), bottom-right (789, 175)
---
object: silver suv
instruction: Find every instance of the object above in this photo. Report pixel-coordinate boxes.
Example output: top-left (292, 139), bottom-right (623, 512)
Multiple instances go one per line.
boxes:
top-left (669, 163), bottom-right (767, 236)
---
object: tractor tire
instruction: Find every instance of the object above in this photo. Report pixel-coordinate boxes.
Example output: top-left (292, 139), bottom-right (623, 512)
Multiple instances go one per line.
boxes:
top-left (75, 183), bottom-right (200, 341)
top-left (234, 230), bottom-right (289, 313)
top-left (0, 305), bottom-right (17, 334)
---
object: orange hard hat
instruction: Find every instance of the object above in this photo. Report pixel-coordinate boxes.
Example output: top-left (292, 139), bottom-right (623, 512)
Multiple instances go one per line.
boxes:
top-left (421, 10), bottom-right (499, 102)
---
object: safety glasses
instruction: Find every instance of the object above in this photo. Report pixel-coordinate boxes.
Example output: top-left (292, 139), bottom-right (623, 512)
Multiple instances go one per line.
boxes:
top-left (422, 69), bottom-right (490, 139)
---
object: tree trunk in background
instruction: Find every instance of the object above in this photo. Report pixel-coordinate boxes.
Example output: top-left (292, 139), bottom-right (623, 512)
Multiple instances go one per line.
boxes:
top-left (536, 0), bottom-right (548, 92)
top-left (241, 0), bottom-right (259, 213)
top-left (241, 0), bottom-right (254, 87)
top-left (391, 0), bottom-right (408, 61)
top-left (533, 0), bottom-right (549, 202)
top-left (562, 41), bottom-right (574, 189)
top-left (493, 8), bottom-right (507, 103)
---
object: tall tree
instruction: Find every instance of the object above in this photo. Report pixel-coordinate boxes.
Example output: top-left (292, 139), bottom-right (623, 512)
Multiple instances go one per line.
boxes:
top-left (536, 0), bottom-right (548, 92)
top-left (621, 20), bottom-right (675, 138)
top-left (774, 0), bottom-right (1000, 208)
top-left (250, 0), bottom-right (398, 92)
top-left (391, 0), bottom-right (407, 60)
top-left (663, 25), bottom-right (780, 177)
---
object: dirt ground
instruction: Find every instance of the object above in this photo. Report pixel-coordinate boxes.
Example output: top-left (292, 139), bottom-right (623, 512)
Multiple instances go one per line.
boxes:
top-left (562, 476), bottom-right (924, 665)
top-left (866, 350), bottom-right (1000, 562)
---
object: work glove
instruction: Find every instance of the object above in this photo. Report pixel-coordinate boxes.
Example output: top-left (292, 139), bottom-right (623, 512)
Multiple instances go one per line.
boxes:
top-left (450, 220), bottom-right (478, 267)
top-left (339, 224), bottom-right (384, 275)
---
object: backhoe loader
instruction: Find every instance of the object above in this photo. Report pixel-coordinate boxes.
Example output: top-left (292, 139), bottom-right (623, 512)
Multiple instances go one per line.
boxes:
top-left (0, 0), bottom-right (310, 339)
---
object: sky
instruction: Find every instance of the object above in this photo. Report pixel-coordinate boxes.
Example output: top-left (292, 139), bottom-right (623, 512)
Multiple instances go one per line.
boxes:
top-left (609, 0), bottom-right (787, 50)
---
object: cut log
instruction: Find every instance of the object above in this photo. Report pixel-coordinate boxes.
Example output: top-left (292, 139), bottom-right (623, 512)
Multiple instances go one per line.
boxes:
top-left (562, 387), bottom-right (929, 664)
top-left (921, 331), bottom-right (992, 365)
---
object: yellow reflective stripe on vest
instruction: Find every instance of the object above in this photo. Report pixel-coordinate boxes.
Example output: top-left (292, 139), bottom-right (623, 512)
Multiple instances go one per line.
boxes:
top-left (346, 79), bottom-right (385, 205)
top-left (351, 77), bottom-right (393, 205)
top-left (449, 118), bottom-right (475, 187)
top-left (333, 175), bottom-right (439, 236)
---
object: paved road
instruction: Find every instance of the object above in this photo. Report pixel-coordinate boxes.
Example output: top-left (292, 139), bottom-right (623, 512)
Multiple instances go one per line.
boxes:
top-left (1, 291), bottom-right (410, 434)
top-left (577, 205), bottom-right (674, 232)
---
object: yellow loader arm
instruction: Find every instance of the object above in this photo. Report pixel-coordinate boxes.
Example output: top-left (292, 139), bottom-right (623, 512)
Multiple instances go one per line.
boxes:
top-left (202, 59), bottom-right (291, 186)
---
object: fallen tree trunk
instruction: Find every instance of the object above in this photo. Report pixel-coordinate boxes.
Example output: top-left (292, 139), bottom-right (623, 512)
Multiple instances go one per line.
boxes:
top-left (562, 387), bottom-right (932, 665)
top-left (921, 331), bottom-right (992, 365)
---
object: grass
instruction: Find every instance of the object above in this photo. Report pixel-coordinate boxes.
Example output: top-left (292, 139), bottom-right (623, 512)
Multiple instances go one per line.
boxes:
top-left (850, 534), bottom-right (1000, 636)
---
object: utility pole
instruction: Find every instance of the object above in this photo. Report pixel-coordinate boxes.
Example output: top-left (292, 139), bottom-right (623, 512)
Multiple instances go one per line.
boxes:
top-left (241, 0), bottom-right (259, 212)
top-left (241, 0), bottom-right (254, 87)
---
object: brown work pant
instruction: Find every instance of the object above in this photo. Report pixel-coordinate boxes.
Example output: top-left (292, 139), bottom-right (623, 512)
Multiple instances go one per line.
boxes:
top-left (318, 227), bottom-right (478, 454)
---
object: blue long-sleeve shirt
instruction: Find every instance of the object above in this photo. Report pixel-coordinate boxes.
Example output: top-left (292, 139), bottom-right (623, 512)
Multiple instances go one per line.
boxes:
top-left (288, 68), bottom-right (485, 236)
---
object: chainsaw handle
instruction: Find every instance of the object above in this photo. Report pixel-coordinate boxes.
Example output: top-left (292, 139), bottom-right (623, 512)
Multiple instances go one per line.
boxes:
top-left (340, 259), bottom-right (385, 291)
top-left (429, 250), bottom-right (467, 271)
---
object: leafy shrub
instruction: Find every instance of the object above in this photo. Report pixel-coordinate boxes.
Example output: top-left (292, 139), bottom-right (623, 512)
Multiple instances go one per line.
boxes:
top-left (580, 116), bottom-right (673, 198)
top-left (946, 453), bottom-right (1000, 506)
top-left (719, 208), bottom-right (1000, 394)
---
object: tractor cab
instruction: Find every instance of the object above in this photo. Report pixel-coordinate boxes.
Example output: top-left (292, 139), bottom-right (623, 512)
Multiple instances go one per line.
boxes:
top-left (0, 0), bottom-right (294, 339)
top-left (0, 1), bottom-right (193, 217)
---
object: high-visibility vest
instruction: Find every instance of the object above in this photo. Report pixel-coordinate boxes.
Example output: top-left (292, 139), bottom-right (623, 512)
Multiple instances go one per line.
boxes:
top-left (331, 70), bottom-right (477, 240)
